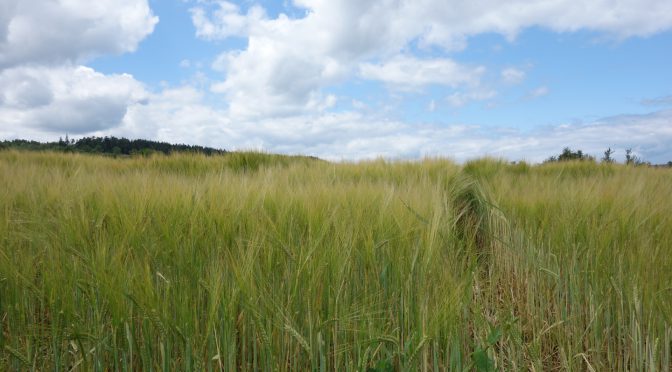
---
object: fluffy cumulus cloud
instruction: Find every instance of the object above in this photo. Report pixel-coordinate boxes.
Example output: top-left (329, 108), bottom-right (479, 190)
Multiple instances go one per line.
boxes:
top-left (359, 56), bottom-right (485, 90)
top-left (192, 0), bottom-right (672, 119)
top-left (0, 0), bottom-right (157, 68)
top-left (209, 46), bottom-right (341, 118)
top-left (0, 0), bottom-right (156, 137)
top-left (0, 66), bottom-right (147, 135)
top-left (191, 1), bottom-right (265, 40)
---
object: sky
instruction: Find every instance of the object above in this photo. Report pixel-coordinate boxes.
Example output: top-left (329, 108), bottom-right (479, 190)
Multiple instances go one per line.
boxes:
top-left (1, 0), bottom-right (671, 162)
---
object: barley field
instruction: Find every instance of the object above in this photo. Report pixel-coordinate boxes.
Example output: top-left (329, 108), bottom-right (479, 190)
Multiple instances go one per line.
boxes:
top-left (1, 151), bottom-right (670, 371)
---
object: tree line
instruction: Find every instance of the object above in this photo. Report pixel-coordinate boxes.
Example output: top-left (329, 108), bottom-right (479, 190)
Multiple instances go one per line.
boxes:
top-left (545, 147), bottom-right (672, 167)
top-left (0, 136), bottom-right (227, 156)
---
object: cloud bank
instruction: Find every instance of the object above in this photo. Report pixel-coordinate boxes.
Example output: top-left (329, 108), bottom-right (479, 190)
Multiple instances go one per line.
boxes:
top-left (1, 0), bottom-right (671, 163)
top-left (0, 0), bottom-right (156, 135)
top-left (193, 0), bottom-right (672, 119)
top-left (114, 88), bottom-right (672, 163)
top-left (0, 65), bottom-right (147, 135)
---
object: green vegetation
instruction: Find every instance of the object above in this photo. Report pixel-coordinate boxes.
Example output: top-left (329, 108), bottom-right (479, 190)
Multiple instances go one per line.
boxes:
top-left (1, 151), bottom-right (670, 370)
top-left (544, 146), bottom-right (670, 167)
top-left (0, 136), bottom-right (226, 156)
top-left (545, 147), bottom-right (596, 163)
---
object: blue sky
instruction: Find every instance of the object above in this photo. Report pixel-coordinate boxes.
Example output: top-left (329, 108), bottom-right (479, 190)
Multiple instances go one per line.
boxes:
top-left (1, 0), bottom-right (671, 162)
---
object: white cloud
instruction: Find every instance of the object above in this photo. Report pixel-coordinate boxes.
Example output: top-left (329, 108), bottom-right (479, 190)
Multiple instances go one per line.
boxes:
top-left (3, 0), bottom-right (672, 165)
top-left (102, 86), bottom-right (672, 164)
top-left (192, 0), bottom-right (672, 120)
top-left (0, 0), bottom-right (156, 138)
top-left (447, 90), bottom-right (497, 108)
top-left (4, 76), bottom-right (671, 163)
top-left (359, 55), bottom-right (485, 90)
top-left (528, 86), bottom-right (550, 98)
top-left (403, 0), bottom-right (672, 46)
top-left (208, 44), bottom-right (346, 118)
top-left (515, 110), bottom-right (672, 163)
top-left (0, 0), bottom-right (157, 69)
top-left (190, 1), bottom-right (265, 40)
top-left (0, 65), bottom-right (147, 134)
top-left (501, 67), bottom-right (525, 84)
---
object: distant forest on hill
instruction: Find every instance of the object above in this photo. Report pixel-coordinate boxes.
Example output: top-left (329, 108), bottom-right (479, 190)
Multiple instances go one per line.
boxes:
top-left (0, 136), bottom-right (227, 156)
